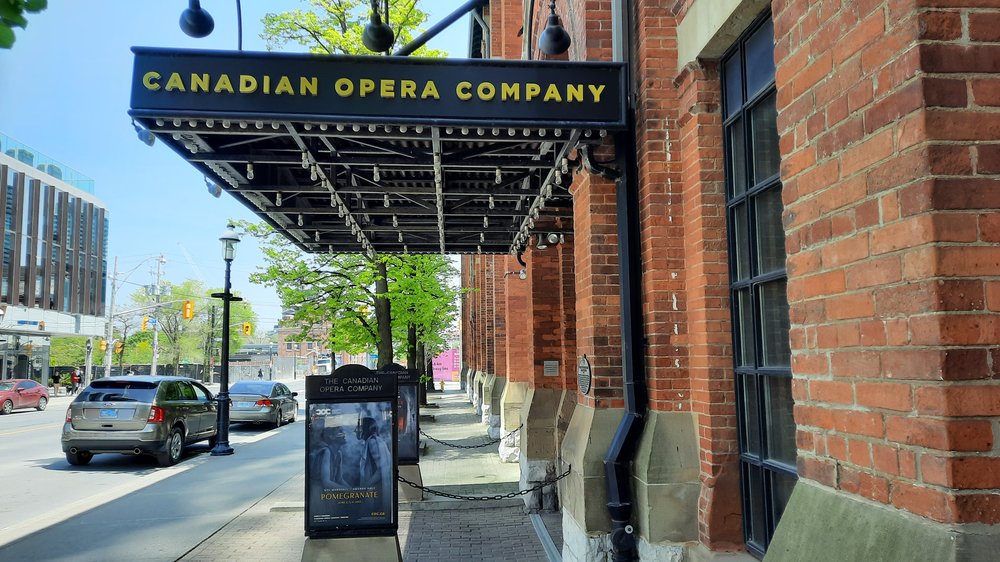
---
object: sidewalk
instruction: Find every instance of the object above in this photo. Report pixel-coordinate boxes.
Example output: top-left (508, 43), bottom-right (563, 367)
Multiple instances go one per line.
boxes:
top-left (180, 384), bottom-right (562, 562)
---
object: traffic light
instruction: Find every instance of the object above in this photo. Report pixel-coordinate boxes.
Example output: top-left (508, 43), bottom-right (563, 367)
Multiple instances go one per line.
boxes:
top-left (242, 321), bottom-right (252, 336)
top-left (114, 341), bottom-right (124, 354)
top-left (182, 300), bottom-right (194, 320)
top-left (99, 339), bottom-right (108, 352)
top-left (141, 316), bottom-right (149, 331)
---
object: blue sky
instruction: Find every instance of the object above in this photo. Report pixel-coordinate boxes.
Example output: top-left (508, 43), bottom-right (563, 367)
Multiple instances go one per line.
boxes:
top-left (0, 1), bottom-right (468, 333)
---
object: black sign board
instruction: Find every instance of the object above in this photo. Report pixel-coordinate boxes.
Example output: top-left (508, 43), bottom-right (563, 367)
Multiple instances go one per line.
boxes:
top-left (381, 363), bottom-right (421, 466)
top-left (305, 364), bottom-right (397, 539)
top-left (130, 48), bottom-right (626, 129)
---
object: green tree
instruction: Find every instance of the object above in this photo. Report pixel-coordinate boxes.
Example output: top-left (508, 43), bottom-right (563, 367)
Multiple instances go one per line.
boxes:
top-left (120, 280), bottom-right (257, 371)
top-left (252, 1), bottom-right (456, 367)
top-left (0, 0), bottom-right (46, 49)
top-left (49, 336), bottom-right (88, 367)
top-left (262, 0), bottom-right (445, 57)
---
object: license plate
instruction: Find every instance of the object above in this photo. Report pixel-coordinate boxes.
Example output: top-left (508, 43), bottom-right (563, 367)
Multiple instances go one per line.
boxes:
top-left (99, 409), bottom-right (118, 419)
top-left (236, 402), bottom-right (254, 408)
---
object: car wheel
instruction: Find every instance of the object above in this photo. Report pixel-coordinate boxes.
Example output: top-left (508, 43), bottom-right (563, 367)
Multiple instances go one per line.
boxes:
top-left (157, 427), bottom-right (184, 466)
top-left (273, 410), bottom-right (282, 428)
top-left (1, 400), bottom-right (12, 415)
top-left (289, 406), bottom-right (297, 423)
top-left (66, 450), bottom-right (93, 466)
top-left (36, 397), bottom-right (48, 411)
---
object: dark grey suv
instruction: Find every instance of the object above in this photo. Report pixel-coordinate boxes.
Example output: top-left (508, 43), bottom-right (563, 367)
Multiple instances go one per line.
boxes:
top-left (61, 376), bottom-right (217, 467)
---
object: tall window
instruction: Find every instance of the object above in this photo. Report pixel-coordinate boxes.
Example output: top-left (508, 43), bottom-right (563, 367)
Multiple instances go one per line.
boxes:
top-left (721, 13), bottom-right (796, 558)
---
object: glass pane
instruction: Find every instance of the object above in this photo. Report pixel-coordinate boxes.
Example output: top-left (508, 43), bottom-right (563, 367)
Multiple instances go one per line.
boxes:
top-left (724, 54), bottom-right (743, 118)
top-left (745, 18), bottom-right (776, 98)
top-left (764, 375), bottom-right (796, 465)
top-left (735, 288), bottom-right (754, 367)
top-left (754, 187), bottom-right (786, 274)
top-left (751, 93), bottom-right (780, 184)
top-left (727, 120), bottom-right (747, 197)
top-left (732, 203), bottom-right (750, 280)
top-left (770, 471), bottom-right (797, 529)
top-left (758, 280), bottom-right (790, 367)
top-left (740, 374), bottom-right (761, 456)
top-left (744, 464), bottom-right (767, 548)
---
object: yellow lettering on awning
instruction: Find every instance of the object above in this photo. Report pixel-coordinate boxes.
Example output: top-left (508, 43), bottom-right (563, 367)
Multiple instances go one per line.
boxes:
top-left (214, 74), bottom-right (234, 93)
top-left (501, 83), bottom-right (519, 101)
top-left (359, 79), bottom-right (375, 97)
top-left (421, 81), bottom-right (440, 100)
top-left (239, 75), bottom-right (258, 93)
top-left (142, 71), bottom-right (161, 91)
top-left (400, 80), bottom-right (417, 99)
top-left (165, 73), bottom-right (186, 92)
top-left (456, 81), bottom-right (472, 101)
top-left (190, 73), bottom-right (210, 93)
top-left (543, 83), bottom-right (562, 102)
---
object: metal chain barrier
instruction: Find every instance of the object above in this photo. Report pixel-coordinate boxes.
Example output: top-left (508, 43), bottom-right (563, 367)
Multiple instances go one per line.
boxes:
top-left (418, 423), bottom-right (523, 449)
top-left (397, 466), bottom-right (572, 501)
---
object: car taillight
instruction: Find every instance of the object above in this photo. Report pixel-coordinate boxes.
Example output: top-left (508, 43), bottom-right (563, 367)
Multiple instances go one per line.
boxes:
top-left (148, 406), bottom-right (165, 423)
top-left (65, 407), bottom-right (72, 423)
top-left (256, 399), bottom-right (272, 407)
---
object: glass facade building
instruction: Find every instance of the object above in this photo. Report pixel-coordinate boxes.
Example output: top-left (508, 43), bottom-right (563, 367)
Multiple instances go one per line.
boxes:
top-left (0, 133), bottom-right (108, 381)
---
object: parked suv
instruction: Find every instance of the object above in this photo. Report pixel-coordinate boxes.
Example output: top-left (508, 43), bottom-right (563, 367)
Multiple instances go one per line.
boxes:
top-left (61, 376), bottom-right (218, 467)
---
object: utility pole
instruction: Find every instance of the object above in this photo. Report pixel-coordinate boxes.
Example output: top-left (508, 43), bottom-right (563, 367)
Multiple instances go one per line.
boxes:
top-left (103, 257), bottom-right (118, 378)
top-left (150, 255), bottom-right (166, 376)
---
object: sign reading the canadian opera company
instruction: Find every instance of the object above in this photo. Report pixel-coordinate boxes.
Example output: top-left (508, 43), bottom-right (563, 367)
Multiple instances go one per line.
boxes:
top-left (305, 365), bottom-right (398, 539)
top-left (129, 47), bottom-right (626, 129)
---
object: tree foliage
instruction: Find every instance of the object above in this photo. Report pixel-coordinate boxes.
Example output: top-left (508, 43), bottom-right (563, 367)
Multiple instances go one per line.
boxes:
top-left (239, 222), bottom-right (458, 366)
top-left (261, 0), bottom-right (446, 57)
top-left (0, 0), bottom-right (46, 49)
top-left (114, 280), bottom-right (257, 368)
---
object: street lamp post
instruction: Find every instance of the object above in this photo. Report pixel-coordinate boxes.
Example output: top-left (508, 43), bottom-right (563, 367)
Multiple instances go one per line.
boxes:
top-left (211, 224), bottom-right (241, 457)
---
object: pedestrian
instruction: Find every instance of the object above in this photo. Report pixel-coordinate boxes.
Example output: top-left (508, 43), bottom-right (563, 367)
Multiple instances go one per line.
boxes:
top-left (50, 371), bottom-right (60, 395)
top-left (70, 368), bottom-right (81, 395)
top-left (258, 368), bottom-right (264, 380)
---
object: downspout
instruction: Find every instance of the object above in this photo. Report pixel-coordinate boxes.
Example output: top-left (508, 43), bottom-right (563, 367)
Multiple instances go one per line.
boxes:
top-left (604, 0), bottom-right (646, 560)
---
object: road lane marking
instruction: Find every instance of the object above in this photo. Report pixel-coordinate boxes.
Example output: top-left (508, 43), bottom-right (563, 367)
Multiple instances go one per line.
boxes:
top-left (0, 423), bottom-right (62, 437)
top-left (0, 425), bottom-right (290, 549)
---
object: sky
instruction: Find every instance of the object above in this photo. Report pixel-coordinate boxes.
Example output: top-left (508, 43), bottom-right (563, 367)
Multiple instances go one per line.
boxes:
top-left (0, 1), bottom-right (468, 334)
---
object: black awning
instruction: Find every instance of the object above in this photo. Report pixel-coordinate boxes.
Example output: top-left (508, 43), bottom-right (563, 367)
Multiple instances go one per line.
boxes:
top-left (129, 49), bottom-right (625, 255)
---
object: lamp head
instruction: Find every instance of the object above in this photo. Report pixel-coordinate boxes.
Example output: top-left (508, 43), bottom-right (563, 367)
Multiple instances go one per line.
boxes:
top-left (179, 0), bottom-right (215, 39)
top-left (362, 11), bottom-right (394, 53)
top-left (536, 234), bottom-right (548, 250)
top-left (518, 269), bottom-right (527, 280)
top-left (219, 224), bottom-right (241, 261)
top-left (538, 1), bottom-right (571, 56)
top-left (546, 232), bottom-right (560, 245)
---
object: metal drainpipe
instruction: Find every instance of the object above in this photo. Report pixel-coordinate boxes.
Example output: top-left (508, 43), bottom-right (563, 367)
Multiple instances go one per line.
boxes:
top-left (604, 0), bottom-right (646, 560)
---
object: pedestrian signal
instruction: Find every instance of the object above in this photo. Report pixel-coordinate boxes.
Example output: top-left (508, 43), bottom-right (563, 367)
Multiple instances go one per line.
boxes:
top-left (182, 300), bottom-right (194, 320)
top-left (242, 321), bottom-right (252, 336)
top-left (141, 316), bottom-right (149, 331)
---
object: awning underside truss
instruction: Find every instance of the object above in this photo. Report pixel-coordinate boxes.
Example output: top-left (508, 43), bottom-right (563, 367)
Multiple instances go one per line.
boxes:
top-left (137, 116), bottom-right (605, 256)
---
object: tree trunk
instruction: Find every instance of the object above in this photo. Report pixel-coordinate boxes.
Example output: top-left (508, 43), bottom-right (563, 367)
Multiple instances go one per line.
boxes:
top-left (417, 341), bottom-right (427, 405)
top-left (374, 260), bottom-right (393, 368)
top-left (406, 322), bottom-right (417, 369)
top-left (425, 354), bottom-right (437, 393)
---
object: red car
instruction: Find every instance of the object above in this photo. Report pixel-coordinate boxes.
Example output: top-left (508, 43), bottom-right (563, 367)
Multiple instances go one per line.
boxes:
top-left (0, 379), bottom-right (50, 414)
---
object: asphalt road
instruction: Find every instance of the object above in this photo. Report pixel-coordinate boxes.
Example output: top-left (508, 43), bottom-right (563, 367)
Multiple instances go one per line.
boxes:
top-left (0, 379), bottom-right (306, 562)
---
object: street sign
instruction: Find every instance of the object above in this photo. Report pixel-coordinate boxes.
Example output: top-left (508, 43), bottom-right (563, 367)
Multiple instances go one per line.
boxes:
top-left (15, 320), bottom-right (38, 326)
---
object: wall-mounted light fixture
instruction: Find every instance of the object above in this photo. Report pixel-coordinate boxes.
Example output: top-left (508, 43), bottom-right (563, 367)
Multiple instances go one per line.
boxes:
top-left (362, 0), bottom-right (395, 53)
top-left (179, 0), bottom-right (215, 38)
top-left (504, 269), bottom-right (528, 280)
top-left (539, 0), bottom-right (571, 56)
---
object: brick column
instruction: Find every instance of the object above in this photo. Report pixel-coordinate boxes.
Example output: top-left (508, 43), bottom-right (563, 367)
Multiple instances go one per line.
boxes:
top-left (519, 242), bottom-right (564, 510)
top-left (559, 168), bottom-right (626, 555)
top-left (674, 60), bottom-right (742, 550)
top-left (768, 1), bottom-right (1000, 559)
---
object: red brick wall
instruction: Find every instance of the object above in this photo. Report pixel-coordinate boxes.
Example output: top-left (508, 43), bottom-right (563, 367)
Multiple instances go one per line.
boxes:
top-left (776, 0), bottom-right (1000, 524)
top-left (484, 256), bottom-right (496, 374)
top-left (493, 256), bottom-right (508, 378)
top-left (559, 235), bottom-right (578, 388)
top-left (505, 255), bottom-right (533, 384)
top-left (570, 171), bottom-right (624, 408)
top-left (528, 244), bottom-right (565, 388)
top-left (674, 59), bottom-right (742, 549)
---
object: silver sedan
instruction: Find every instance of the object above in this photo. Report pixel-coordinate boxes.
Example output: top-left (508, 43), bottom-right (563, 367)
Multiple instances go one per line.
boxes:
top-left (228, 380), bottom-right (298, 428)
